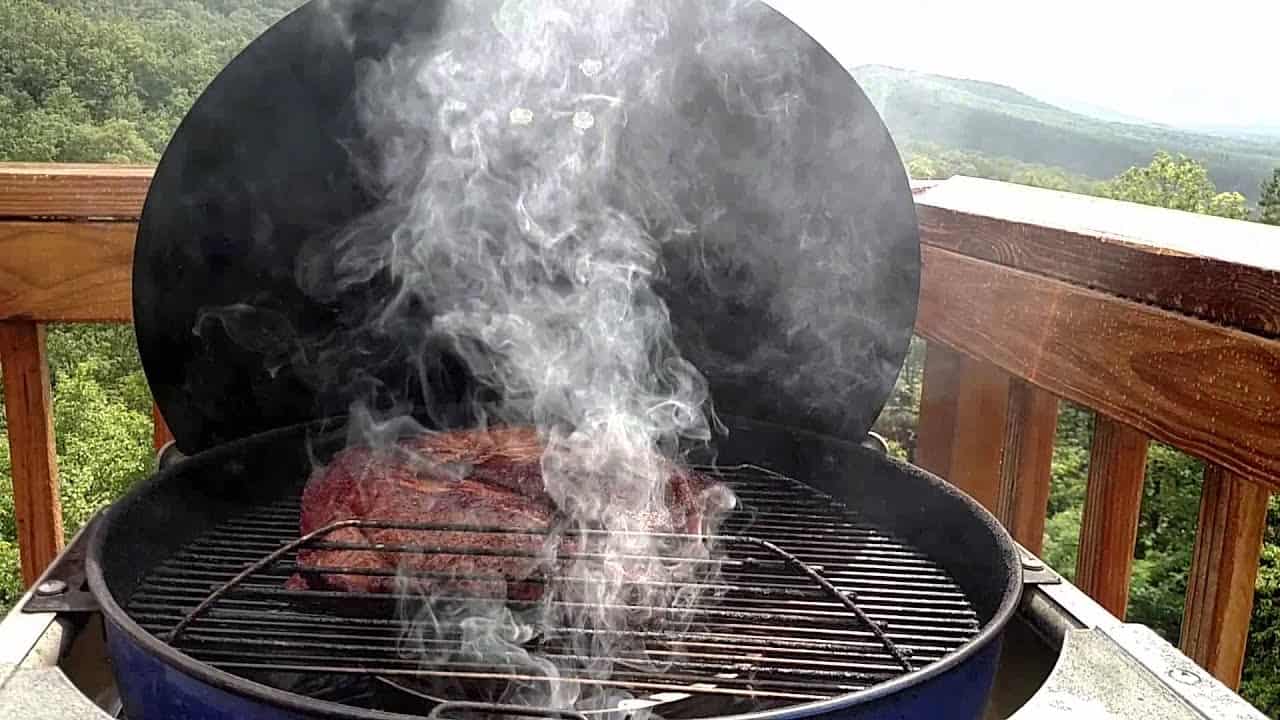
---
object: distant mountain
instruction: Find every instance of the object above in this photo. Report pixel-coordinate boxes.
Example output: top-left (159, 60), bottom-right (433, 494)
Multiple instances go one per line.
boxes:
top-left (851, 65), bottom-right (1280, 202)
top-left (1186, 124), bottom-right (1280, 141)
top-left (1024, 93), bottom-right (1165, 129)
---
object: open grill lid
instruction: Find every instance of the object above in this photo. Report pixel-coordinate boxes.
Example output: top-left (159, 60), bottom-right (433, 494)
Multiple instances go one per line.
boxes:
top-left (133, 0), bottom-right (921, 455)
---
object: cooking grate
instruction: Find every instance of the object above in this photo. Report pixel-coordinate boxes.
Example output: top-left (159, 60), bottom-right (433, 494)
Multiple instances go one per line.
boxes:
top-left (126, 465), bottom-right (980, 716)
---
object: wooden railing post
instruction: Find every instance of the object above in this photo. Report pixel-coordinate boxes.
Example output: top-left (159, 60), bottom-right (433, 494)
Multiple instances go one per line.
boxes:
top-left (0, 321), bottom-right (64, 585)
top-left (998, 380), bottom-right (1059, 555)
top-left (153, 403), bottom-right (174, 450)
top-left (1181, 466), bottom-right (1271, 689)
top-left (1076, 416), bottom-right (1149, 618)
top-left (916, 342), bottom-right (963, 476)
top-left (919, 350), bottom-right (1058, 550)
top-left (917, 342), bottom-right (1011, 514)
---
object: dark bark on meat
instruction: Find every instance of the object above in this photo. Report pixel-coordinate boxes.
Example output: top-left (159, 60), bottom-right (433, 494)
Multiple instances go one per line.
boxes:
top-left (287, 426), bottom-right (729, 598)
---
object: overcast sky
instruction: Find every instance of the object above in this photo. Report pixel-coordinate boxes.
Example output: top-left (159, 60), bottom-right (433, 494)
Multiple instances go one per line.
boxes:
top-left (765, 0), bottom-right (1280, 129)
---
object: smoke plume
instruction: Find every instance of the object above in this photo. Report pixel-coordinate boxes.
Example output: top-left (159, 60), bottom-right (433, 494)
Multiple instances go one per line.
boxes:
top-left (282, 0), bottom-right (821, 713)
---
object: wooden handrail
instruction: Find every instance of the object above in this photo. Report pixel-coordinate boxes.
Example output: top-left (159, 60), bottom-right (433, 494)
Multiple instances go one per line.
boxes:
top-left (916, 244), bottom-right (1280, 487)
top-left (917, 176), bottom-right (1280, 337)
top-left (0, 163), bottom-right (152, 220)
top-left (0, 164), bottom-right (1277, 692)
top-left (0, 164), bottom-right (149, 324)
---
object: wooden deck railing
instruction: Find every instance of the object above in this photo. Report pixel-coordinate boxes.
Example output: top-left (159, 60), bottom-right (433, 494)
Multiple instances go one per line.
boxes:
top-left (0, 164), bottom-right (152, 588)
top-left (2, 165), bottom-right (1279, 692)
top-left (914, 176), bottom-right (1280, 689)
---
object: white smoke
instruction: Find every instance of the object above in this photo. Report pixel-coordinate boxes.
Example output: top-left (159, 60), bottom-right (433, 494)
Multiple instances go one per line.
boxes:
top-left (307, 0), bottom-right (814, 712)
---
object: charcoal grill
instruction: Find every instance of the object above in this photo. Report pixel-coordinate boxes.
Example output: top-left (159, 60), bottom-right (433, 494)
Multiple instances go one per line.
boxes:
top-left (84, 0), bottom-right (1022, 717)
top-left (91, 419), bottom-right (1018, 719)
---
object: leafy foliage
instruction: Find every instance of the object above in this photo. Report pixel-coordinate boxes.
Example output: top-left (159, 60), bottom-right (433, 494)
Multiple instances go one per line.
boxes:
top-left (1127, 443), bottom-right (1203, 641)
top-left (1040, 403), bottom-right (1093, 583)
top-left (901, 141), bottom-right (1105, 195)
top-left (871, 337), bottom-right (924, 462)
top-left (0, 0), bottom-right (299, 162)
top-left (1244, 500), bottom-right (1280, 712)
top-left (1107, 151), bottom-right (1251, 219)
top-left (1261, 169), bottom-right (1280, 226)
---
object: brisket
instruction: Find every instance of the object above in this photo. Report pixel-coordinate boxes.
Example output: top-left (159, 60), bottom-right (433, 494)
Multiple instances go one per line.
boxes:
top-left (286, 426), bottom-right (730, 598)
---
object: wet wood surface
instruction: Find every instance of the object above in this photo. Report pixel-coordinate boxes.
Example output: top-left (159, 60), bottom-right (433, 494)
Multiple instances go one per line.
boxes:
top-left (0, 221), bottom-right (136, 323)
top-left (918, 176), bottom-right (1280, 338)
top-left (0, 163), bottom-right (151, 220)
top-left (916, 245), bottom-right (1280, 491)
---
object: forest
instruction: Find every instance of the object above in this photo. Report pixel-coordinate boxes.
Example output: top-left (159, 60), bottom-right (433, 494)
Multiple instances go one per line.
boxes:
top-left (3, 0), bottom-right (1280, 716)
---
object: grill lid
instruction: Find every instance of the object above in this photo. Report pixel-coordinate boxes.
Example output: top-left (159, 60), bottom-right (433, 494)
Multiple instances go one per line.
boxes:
top-left (133, 0), bottom-right (921, 455)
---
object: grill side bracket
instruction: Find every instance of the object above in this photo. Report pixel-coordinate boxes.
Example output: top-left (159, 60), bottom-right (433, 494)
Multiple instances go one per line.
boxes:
top-left (1014, 564), bottom-right (1267, 719)
top-left (21, 517), bottom-right (102, 615)
top-left (1015, 543), bottom-right (1061, 587)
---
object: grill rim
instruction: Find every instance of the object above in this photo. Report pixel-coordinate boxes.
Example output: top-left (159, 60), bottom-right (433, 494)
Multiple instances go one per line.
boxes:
top-left (86, 418), bottom-right (1023, 720)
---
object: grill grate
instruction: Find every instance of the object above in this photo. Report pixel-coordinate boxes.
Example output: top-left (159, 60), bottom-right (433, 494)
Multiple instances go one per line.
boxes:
top-left (127, 465), bottom-right (980, 716)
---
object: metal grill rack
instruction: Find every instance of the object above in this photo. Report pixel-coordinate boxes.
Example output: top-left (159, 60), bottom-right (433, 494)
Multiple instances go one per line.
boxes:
top-left (126, 465), bottom-right (980, 716)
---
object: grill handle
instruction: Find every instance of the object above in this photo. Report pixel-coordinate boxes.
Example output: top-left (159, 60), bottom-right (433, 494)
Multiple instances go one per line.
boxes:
top-left (427, 701), bottom-right (588, 720)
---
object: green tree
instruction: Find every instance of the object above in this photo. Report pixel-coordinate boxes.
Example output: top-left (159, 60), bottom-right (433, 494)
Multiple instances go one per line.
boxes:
top-left (871, 337), bottom-right (925, 461)
top-left (901, 141), bottom-right (1105, 195)
top-left (1244, 505), bottom-right (1280, 712)
top-left (1127, 443), bottom-right (1204, 641)
top-left (1107, 151), bottom-right (1251, 220)
top-left (0, 0), bottom-right (300, 164)
top-left (905, 155), bottom-right (940, 180)
top-left (1261, 168), bottom-right (1280, 226)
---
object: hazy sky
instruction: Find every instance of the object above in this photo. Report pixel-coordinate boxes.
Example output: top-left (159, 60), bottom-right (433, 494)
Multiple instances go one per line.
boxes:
top-left (765, 0), bottom-right (1280, 128)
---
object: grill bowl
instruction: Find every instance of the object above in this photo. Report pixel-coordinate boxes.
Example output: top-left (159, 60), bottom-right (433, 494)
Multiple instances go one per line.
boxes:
top-left (87, 417), bottom-right (1020, 719)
